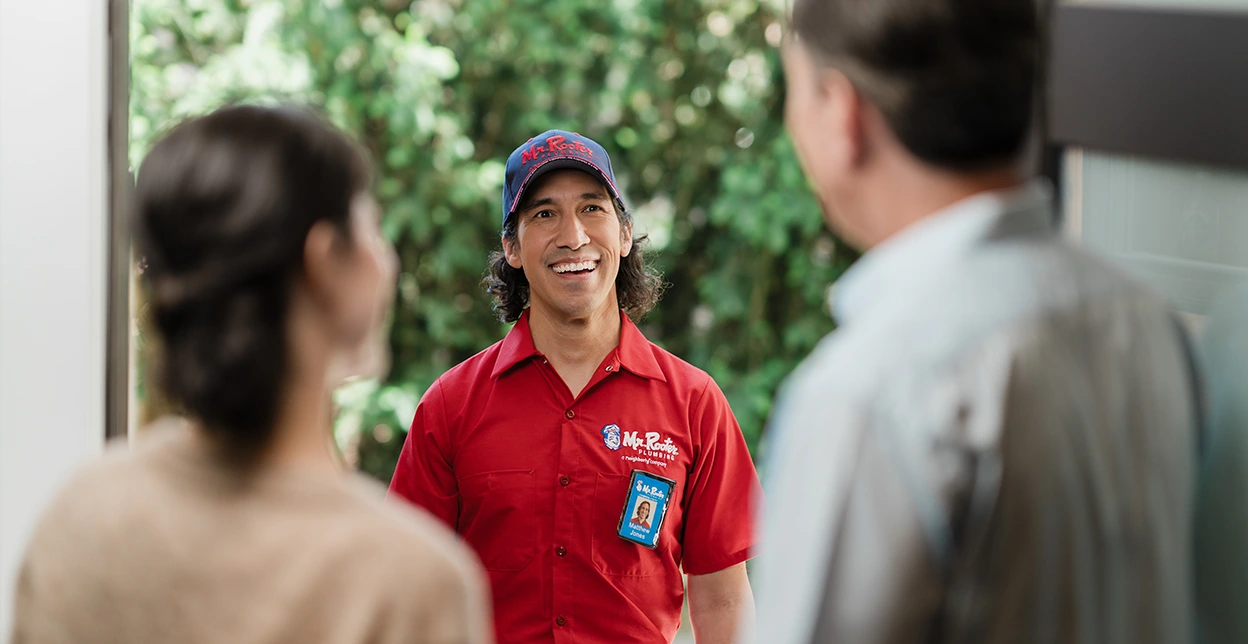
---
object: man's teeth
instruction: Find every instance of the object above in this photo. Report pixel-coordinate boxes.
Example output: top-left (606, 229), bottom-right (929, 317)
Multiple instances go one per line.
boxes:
top-left (553, 261), bottom-right (596, 274)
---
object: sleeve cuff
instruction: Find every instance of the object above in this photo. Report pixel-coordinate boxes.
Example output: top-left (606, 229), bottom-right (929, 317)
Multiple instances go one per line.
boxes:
top-left (682, 544), bottom-right (755, 576)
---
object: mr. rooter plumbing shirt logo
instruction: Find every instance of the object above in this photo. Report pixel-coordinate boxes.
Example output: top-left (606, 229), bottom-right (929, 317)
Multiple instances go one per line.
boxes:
top-left (601, 423), bottom-right (680, 469)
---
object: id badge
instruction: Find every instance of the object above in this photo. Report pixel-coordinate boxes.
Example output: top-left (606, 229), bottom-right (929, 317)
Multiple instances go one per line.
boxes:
top-left (616, 470), bottom-right (675, 549)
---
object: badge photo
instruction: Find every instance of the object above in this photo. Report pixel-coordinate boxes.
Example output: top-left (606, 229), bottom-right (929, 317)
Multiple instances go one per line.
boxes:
top-left (616, 470), bottom-right (675, 549)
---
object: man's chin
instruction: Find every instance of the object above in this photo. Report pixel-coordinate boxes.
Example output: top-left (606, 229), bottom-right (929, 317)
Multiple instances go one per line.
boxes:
top-left (532, 292), bottom-right (617, 322)
top-left (817, 195), bottom-right (871, 250)
top-left (817, 194), bottom-right (842, 233)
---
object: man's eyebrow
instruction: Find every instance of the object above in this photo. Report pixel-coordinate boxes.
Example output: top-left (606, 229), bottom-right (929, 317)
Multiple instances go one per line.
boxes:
top-left (521, 191), bottom-right (610, 211)
top-left (520, 195), bottom-right (556, 211)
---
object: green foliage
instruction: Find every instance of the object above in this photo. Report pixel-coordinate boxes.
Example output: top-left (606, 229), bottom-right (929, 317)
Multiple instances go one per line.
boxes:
top-left (131, 0), bottom-right (854, 482)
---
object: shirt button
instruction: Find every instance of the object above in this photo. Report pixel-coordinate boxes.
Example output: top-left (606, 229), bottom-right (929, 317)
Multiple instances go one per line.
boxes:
top-left (565, 409), bottom-right (575, 420)
top-left (605, 365), bottom-right (614, 372)
top-left (556, 616), bottom-right (567, 627)
top-left (559, 476), bottom-right (570, 486)
top-left (556, 546), bottom-right (567, 557)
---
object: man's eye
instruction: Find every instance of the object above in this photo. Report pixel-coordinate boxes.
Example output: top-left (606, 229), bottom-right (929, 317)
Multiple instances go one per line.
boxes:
top-left (585, 204), bottom-right (602, 213)
top-left (534, 210), bottom-right (554, 219)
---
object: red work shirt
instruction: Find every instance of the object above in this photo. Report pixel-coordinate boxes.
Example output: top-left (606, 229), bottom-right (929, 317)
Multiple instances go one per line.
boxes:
top-left (389, 311), bottom-right (759, 644)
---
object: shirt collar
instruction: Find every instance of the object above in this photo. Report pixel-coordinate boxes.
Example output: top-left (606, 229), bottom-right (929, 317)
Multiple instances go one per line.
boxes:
top-left (492, 311), bottom-right (540, 379)
top-left (491, 309), bottom-right (666, 382)
top-left (617, 314), bottom-right (666, 382)
top-left (832, 180), bottom-right (1055, 325)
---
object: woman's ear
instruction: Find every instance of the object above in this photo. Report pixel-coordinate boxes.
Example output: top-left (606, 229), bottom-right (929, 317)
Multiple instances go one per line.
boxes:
top-left (302, 220), bottom-right (341, 307)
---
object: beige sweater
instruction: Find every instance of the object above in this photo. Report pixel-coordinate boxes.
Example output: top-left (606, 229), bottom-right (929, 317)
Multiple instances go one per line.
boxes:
top-left (11, 422), bottom-right (492, 644)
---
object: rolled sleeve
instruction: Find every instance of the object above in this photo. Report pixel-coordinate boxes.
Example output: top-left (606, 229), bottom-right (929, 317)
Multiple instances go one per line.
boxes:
top-left (680, 377), bottom-right (761, 576)
top-left (389, 380), bottom-right (460, 530)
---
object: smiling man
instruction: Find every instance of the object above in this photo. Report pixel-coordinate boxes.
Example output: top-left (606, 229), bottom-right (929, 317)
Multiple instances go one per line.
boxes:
top-left (631, 501), bottom-right (653, 529)
top-left (390, 130), bottom-right (760, 644)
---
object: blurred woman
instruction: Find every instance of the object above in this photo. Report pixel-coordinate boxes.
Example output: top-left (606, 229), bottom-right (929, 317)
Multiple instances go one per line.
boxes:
top-left (11, 105), bottom-right (491, 644)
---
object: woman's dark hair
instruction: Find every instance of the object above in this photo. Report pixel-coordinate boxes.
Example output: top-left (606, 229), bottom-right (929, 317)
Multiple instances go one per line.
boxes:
top-left (134, 105), bottom-right (371, 461)
top-left (790, 0), bottom-right (1041, 171)
top-left (482, 197), bottom-right (665, 323)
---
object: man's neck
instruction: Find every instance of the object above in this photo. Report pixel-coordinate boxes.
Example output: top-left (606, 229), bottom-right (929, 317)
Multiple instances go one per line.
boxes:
top-left (854, 164), bottom-right (1023, 249)
top-left (528, 299), bottom-right (622, 398)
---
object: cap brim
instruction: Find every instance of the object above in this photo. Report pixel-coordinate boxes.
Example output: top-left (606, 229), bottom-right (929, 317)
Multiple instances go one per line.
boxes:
top-left (506, 157), bottom-right (624, 223)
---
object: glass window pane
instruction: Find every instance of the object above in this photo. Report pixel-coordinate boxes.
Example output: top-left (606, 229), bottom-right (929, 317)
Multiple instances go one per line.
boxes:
top-left (1063, 149), bottom-right (1248, 315)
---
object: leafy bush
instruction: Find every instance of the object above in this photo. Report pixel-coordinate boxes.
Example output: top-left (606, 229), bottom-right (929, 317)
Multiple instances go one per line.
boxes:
top-left (131, 0), bottom-right (854, 482)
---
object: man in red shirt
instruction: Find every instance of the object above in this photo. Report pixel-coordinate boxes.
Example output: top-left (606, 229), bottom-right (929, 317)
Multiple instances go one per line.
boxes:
top-left (389, 130), bottom-right (760, 644)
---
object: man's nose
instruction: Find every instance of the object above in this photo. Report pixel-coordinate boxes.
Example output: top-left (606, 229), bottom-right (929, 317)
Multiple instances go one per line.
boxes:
top-left (555, 212), bottom-right (590, 250)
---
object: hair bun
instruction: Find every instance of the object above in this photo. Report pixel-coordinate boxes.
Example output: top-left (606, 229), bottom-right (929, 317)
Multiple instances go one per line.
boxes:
top-left (134, 105), bottom-right (371, 463)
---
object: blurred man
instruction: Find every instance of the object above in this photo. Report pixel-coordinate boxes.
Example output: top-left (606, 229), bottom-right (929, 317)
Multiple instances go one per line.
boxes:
top-left (1195, 279), bottom-right (1248, 644)
top-left (750, 1), bottom-right (1200, 643)
top-left (390, 130), bottom-right (760, 644)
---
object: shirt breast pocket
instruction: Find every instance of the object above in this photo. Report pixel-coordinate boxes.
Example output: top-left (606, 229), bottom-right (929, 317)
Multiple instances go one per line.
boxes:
top-left (591, 473), bottom-right (665, 577)
top-left (458, 469), bottom-right (536, 572)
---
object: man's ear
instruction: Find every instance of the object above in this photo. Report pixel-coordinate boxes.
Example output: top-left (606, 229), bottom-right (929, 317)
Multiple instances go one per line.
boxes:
top-left (620, 221), bottom-right (634, 258)
top-left (824, 69), bottom-right (869, 169)
top-left (503, 234), bottom-right (523, 269)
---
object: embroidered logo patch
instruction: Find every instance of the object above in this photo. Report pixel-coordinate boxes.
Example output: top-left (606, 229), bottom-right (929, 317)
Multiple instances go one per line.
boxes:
top-left (602, 424), bottom-right (622, 451)
top-left (598, 428), bottom-right (680, 469)
top-left (519, 134), bottom-right (596, 165)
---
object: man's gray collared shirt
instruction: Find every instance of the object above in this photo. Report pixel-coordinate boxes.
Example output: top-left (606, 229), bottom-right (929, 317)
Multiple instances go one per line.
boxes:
top-left (752, 184), bottom-right (1197, 644)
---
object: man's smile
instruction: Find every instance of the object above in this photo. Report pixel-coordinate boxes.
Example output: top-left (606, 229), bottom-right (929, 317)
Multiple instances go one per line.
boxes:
top-left (550, 259), bottom-right (599, 275)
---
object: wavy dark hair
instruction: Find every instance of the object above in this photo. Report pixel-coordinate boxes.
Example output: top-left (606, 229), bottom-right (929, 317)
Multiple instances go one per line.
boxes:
top-left (483, 197), bottom-right (665, 323)
top-left (134, 105), bottom-right (371, 463)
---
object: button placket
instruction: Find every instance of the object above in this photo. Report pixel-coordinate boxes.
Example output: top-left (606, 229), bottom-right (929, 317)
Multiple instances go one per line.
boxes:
top-left (551, 398), bottom-right (580, 636)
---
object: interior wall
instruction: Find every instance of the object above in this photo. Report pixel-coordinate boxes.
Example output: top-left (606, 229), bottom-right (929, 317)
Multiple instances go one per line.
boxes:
top-left (0, 1), bottom-right (111, 635)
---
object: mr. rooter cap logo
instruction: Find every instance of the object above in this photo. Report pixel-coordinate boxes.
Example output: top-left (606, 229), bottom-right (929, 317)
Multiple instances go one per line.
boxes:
top-left (519, 134), bottom-right (596, 165)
